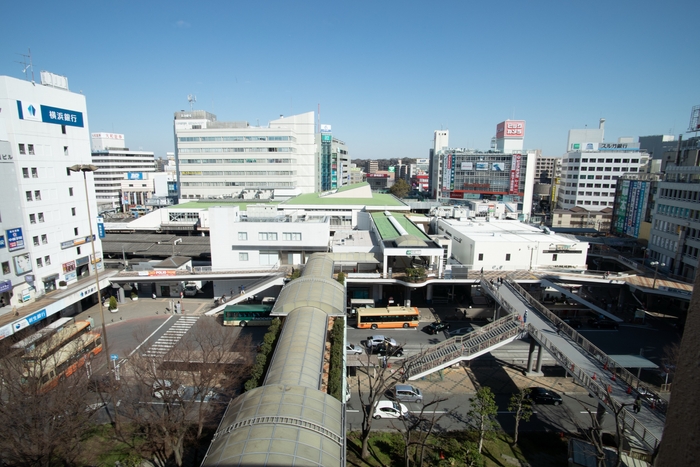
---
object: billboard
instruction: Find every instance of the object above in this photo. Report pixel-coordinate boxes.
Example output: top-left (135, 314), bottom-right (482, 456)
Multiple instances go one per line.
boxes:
top-left (17, 101), bottom-right (84, 127)
top-left (492, 162), bottom-right (506, 172)
top-left (509, 153), bottom-right (522, 194)
top-left (461, 162), bottom-right (473, 170)
top-left (6, 228), bottom-right (25, 252)
top-left (127, 172), bottom-right (144, 180)
top-left (475, 162), bottom-right (489, 171)
top-left (496, 120), bottom-right (525, 139)
top-left (442, 154), bottom-right (454, 191)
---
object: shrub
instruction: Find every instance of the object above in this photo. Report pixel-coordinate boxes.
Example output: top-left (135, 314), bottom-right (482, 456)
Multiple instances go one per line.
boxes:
top-left (108, 296), bottom-right (118, 310)
top-left (244, 318), bottom-right (282, 391)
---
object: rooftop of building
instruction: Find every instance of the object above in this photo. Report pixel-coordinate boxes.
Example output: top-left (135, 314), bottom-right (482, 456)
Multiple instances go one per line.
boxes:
top-left (283, 183), bottom-right (406, 207)
top-left (438, 218), bottom-right (581, 245)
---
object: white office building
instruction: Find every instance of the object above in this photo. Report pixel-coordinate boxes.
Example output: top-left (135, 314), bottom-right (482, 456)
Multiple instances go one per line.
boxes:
top-left (557, 140), bottom-right (649, 211)
top-left (0, 73), bottom-right (104, 317)
top-left (91, 133), bottom-right (156, 211)
top-left (173, 110), bottom-right (317, 200)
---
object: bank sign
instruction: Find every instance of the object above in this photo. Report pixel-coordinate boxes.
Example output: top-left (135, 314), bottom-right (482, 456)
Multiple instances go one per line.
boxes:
top-left (17, 101), bottom-right (84, 127)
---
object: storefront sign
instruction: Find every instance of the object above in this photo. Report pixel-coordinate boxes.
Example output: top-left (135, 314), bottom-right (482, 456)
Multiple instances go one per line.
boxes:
top-left (6, 228), bottom-right (25, 251)
top-left (0, 280), bottom-right (12, 293)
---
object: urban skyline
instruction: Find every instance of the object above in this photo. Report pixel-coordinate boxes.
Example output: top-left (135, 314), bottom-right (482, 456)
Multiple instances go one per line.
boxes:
top-left (1, 1), bottom-right (698, 159)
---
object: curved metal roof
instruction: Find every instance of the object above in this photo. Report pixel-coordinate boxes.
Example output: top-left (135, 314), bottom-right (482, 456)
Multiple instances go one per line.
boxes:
top-left (394, 234), bottom-right (428, 247)
top-left (265, 308), bottom-right (328, 389)
top-left (202, 384), bottom-right (343, 467)
top-left (271, 276), bottom-right (345, 316)
top-left (302, 254), bottom-right (335, 278)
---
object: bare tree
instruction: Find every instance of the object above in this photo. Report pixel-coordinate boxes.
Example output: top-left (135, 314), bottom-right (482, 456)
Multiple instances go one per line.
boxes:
top-left (356, 343), bottom-right (406, 460)
top-left (0, 343), bottom-right (100, 467)
top-left (508, 388), bottom-right (533, 445)
top-left (114, 317), bottom-right (254, 466)
top-left (392, 397), bottom-right (449, 467)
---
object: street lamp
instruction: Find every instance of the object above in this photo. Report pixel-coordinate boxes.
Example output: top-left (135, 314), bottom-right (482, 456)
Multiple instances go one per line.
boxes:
top-left (650, 261), bottom-right (665, 289)
top-left (68, 164), bottom-right (111, 372)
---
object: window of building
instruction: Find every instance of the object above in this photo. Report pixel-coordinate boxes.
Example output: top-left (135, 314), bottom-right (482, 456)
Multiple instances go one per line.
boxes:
top-left (283, 232), bottom-right (302, 241)
top-left (69, 187), bottom-right (74, 196)
top-left (239, 252), bottom-right (249, 261)
top-left (36, 257), bottom-right (43, 268)
top-left (18, 144), bottom-right (26, 155)
top-left (22, 168), bottom-right (29, 178)
top-left (44, 255), bottom-right (51, 266)
top-left (61, 125), bottom-right (66, 135)
top-left (26, 191), bottom-right (33, 202)
top-left (622, 159), bottom-right (629, 163)
top-left (71, 207), bottom-right (76, 216)
top-left (614, 159), bottom-right (621, 163)
top-left (63, 146), bottom-right (69, 156)
top-left (2, 261), bottom-right (10, 275)
top-left (74, 227), bottom-right (79, 236)
top-left (259, 250), bottom-right (277, 266)
top-left (604, 167), bottom-right (612, 171)
top-left (478, 253), bottom-right (484, 261)
top-left (258, 232), bottom-right (278, 241)
top-left (606, 159), bottom-right (613, 163)
top-left (31, 167), bottom-right (38, 178)
top-left (238, 232), bottom-right (247, 241)
top-left (34, 190), bottom-right (41, 200)
top-left (41, 234), bottom-right (48, 244)
top-left (552, 254), bottom-right (558, 261)
top-left (28, 144), bottom-right (35, 155)
top-left (505, 254), bottom-right (511, 261)
top-left (38, 212), bottom-right (44, 223)
top-left (29, 213), bottom-right (36, 224)
top-left (33, 236), bottom-right (40, 246)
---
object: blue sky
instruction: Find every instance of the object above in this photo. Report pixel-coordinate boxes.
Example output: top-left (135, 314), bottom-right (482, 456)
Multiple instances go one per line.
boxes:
top-left (2, 1), bottom-right (698, 159)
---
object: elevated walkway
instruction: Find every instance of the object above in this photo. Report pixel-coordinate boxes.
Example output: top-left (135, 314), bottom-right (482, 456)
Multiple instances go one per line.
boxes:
top-left (204, 273), bottom-right (286, 316)
top-left (495, 278), bottom-right (665, 452)
top-left (539, 279), bottom-right (622, 322)
top-left (403, 313), bottom-right (523, 381)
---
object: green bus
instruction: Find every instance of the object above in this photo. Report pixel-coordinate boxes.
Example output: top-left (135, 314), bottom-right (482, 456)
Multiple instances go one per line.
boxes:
top-left (222, 304), bottom-right (273, 327)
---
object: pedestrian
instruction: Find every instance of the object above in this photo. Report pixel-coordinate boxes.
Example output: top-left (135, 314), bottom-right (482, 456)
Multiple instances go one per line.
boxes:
top-left (480, 267), bottom-right (484, 275)
top-left (523, 310), bottom-right (528, 324)
top-left (556, 321), bottom-right (562, 335)
top-left (152, 292), bottom-right (156, 300)
top-left (634, 395), bottom-right (642, 413)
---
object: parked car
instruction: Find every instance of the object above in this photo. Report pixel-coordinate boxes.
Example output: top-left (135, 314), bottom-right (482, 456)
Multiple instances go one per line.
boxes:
top-left (390, 384), bottom-right (423, 403)
top-left (527, 387), bottom-right (563, 405)
top-left (373, 400), bottom-right (409, 419)
top-left (346, 343), bottom-right (363, 355)
top-left (366, 335), bottom-right (397, 348)
top-left (424, 321), bottom-right (451, 335)
top-left (152, 380), bottom-right (185, 399)
top-left (448, 325), bottom-right (475, 337)
top-left (589, 318), bottom-right (620, 330)
top-left (369, 342), bottom-right (404, 357)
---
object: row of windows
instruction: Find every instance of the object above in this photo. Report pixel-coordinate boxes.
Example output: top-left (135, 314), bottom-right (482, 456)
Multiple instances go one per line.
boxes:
top-left (650, 234), bottom-right (678, 253)
top-left (659, 187), bottom-right (700, 202)
top-left (180, 170), bottom-right (295, 176)
top-left (559, 198), bottom-right (613, 206)
top-left (566, 174), bottom-right (623, 180)
top-left (32, 234), bottom-right (49, 246)
top-left (18, 143), bottom-right (70, 156)
top-left (178, 136), bottom-right (294, 142)
top-left (656, 204), bottom-right (696, 219)
top-left (564, 157), bottom-right (639, 164)
top-left (565, 182), bottom-right (615, 188)
top-left (475, 253), bottom-right (559, 262)
top-left (236, 232), bottom-right (303, 242)
top-left (178, 147), bottom-right (294, 154)
top-left (181, 181), bottom-right (295, 188)
top-left (564, 191), bottom-right (615, 197)
top-left (180, 158), bottom-right (293, 164)
top-left (36, 255), bottom-right (52, 268)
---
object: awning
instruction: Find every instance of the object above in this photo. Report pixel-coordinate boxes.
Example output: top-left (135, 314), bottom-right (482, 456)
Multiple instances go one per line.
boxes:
top-left (329, 252), bottom-right (379, 265)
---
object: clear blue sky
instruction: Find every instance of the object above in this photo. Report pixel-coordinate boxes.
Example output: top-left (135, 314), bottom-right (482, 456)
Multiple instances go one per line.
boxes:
top-left (2, 1), bottom-right (698, 159)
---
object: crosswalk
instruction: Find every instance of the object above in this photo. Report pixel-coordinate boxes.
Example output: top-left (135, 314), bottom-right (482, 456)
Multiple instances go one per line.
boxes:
top-left (143, 316), bottom-right (199, 358)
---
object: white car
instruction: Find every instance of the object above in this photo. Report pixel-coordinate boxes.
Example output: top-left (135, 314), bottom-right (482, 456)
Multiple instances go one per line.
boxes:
top-left (346, 343), bottom-right (363, 355)
top-left (152, 380), bottom-right (185, 399)
top-left (366, 335), bottom-right (398, 348)
top-left (373, 400), bottom-right (409, 419)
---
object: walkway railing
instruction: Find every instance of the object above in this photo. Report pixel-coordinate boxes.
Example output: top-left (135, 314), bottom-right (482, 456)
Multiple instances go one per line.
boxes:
top-left (504, 276), bottom-right (667, 415)
top-left (527, 325), bottom-right (660, 451)
top-left (403, 313), bottom-right (521, 380)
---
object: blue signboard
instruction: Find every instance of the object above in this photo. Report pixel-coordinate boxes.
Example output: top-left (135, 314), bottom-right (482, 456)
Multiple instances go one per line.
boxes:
top-left (16, 101), bottom-right (84, 127)
top-left (97, 222), bottom-right (105, 239)
top-left (6, 228), bottom-right (25, 252)
top-left (0, 235), bottom-right (4, 249)
top-left (110, 354), bottom-right (119, 361)
top-left (127, 172), bottom-right (144, 180)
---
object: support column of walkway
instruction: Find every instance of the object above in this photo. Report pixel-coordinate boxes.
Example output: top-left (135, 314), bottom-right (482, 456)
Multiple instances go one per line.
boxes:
top-left (525, 339), bottom-right (544, 376)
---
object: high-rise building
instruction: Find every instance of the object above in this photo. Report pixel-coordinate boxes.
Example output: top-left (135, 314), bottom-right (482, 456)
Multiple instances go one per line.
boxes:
top-left (647, 136), bottom-right (700, 282)
top-left (173, 110), bottom-right (316, 200)
top-left (638, 134), bottom-right (677, 160)
top-left (90, 133), bottom-right (156, 211)
top-left (534, 155), bottom-right (561, 183)
top-left (429, 130), bottom-right (449, 197)
top-left (495, 120), bottom-right (525, 154)
top-left (317, 125), bottom-right (350, 192)
top-left (0, 73), bottom-right (104, 312)
top-left (557, 139), bottom-right (649, 211)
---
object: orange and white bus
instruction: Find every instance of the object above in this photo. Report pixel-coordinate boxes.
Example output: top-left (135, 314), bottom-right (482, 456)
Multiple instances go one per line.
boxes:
top-left (356, 306), bottom-right (420, 330)
top-left (23, 330), bottom-right (103, 393)
top-left (20, 320), bottom-right (93, 364)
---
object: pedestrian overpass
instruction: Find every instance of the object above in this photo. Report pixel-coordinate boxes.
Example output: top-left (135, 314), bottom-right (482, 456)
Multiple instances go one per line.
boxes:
top-left (402, 277), bottom-right (666, 453)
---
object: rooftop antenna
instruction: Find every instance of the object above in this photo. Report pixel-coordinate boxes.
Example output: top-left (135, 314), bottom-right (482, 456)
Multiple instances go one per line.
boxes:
top-left (16, 48), bottom-right (35, 82)
top-left (187, 94), bottom-right (196, 111)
